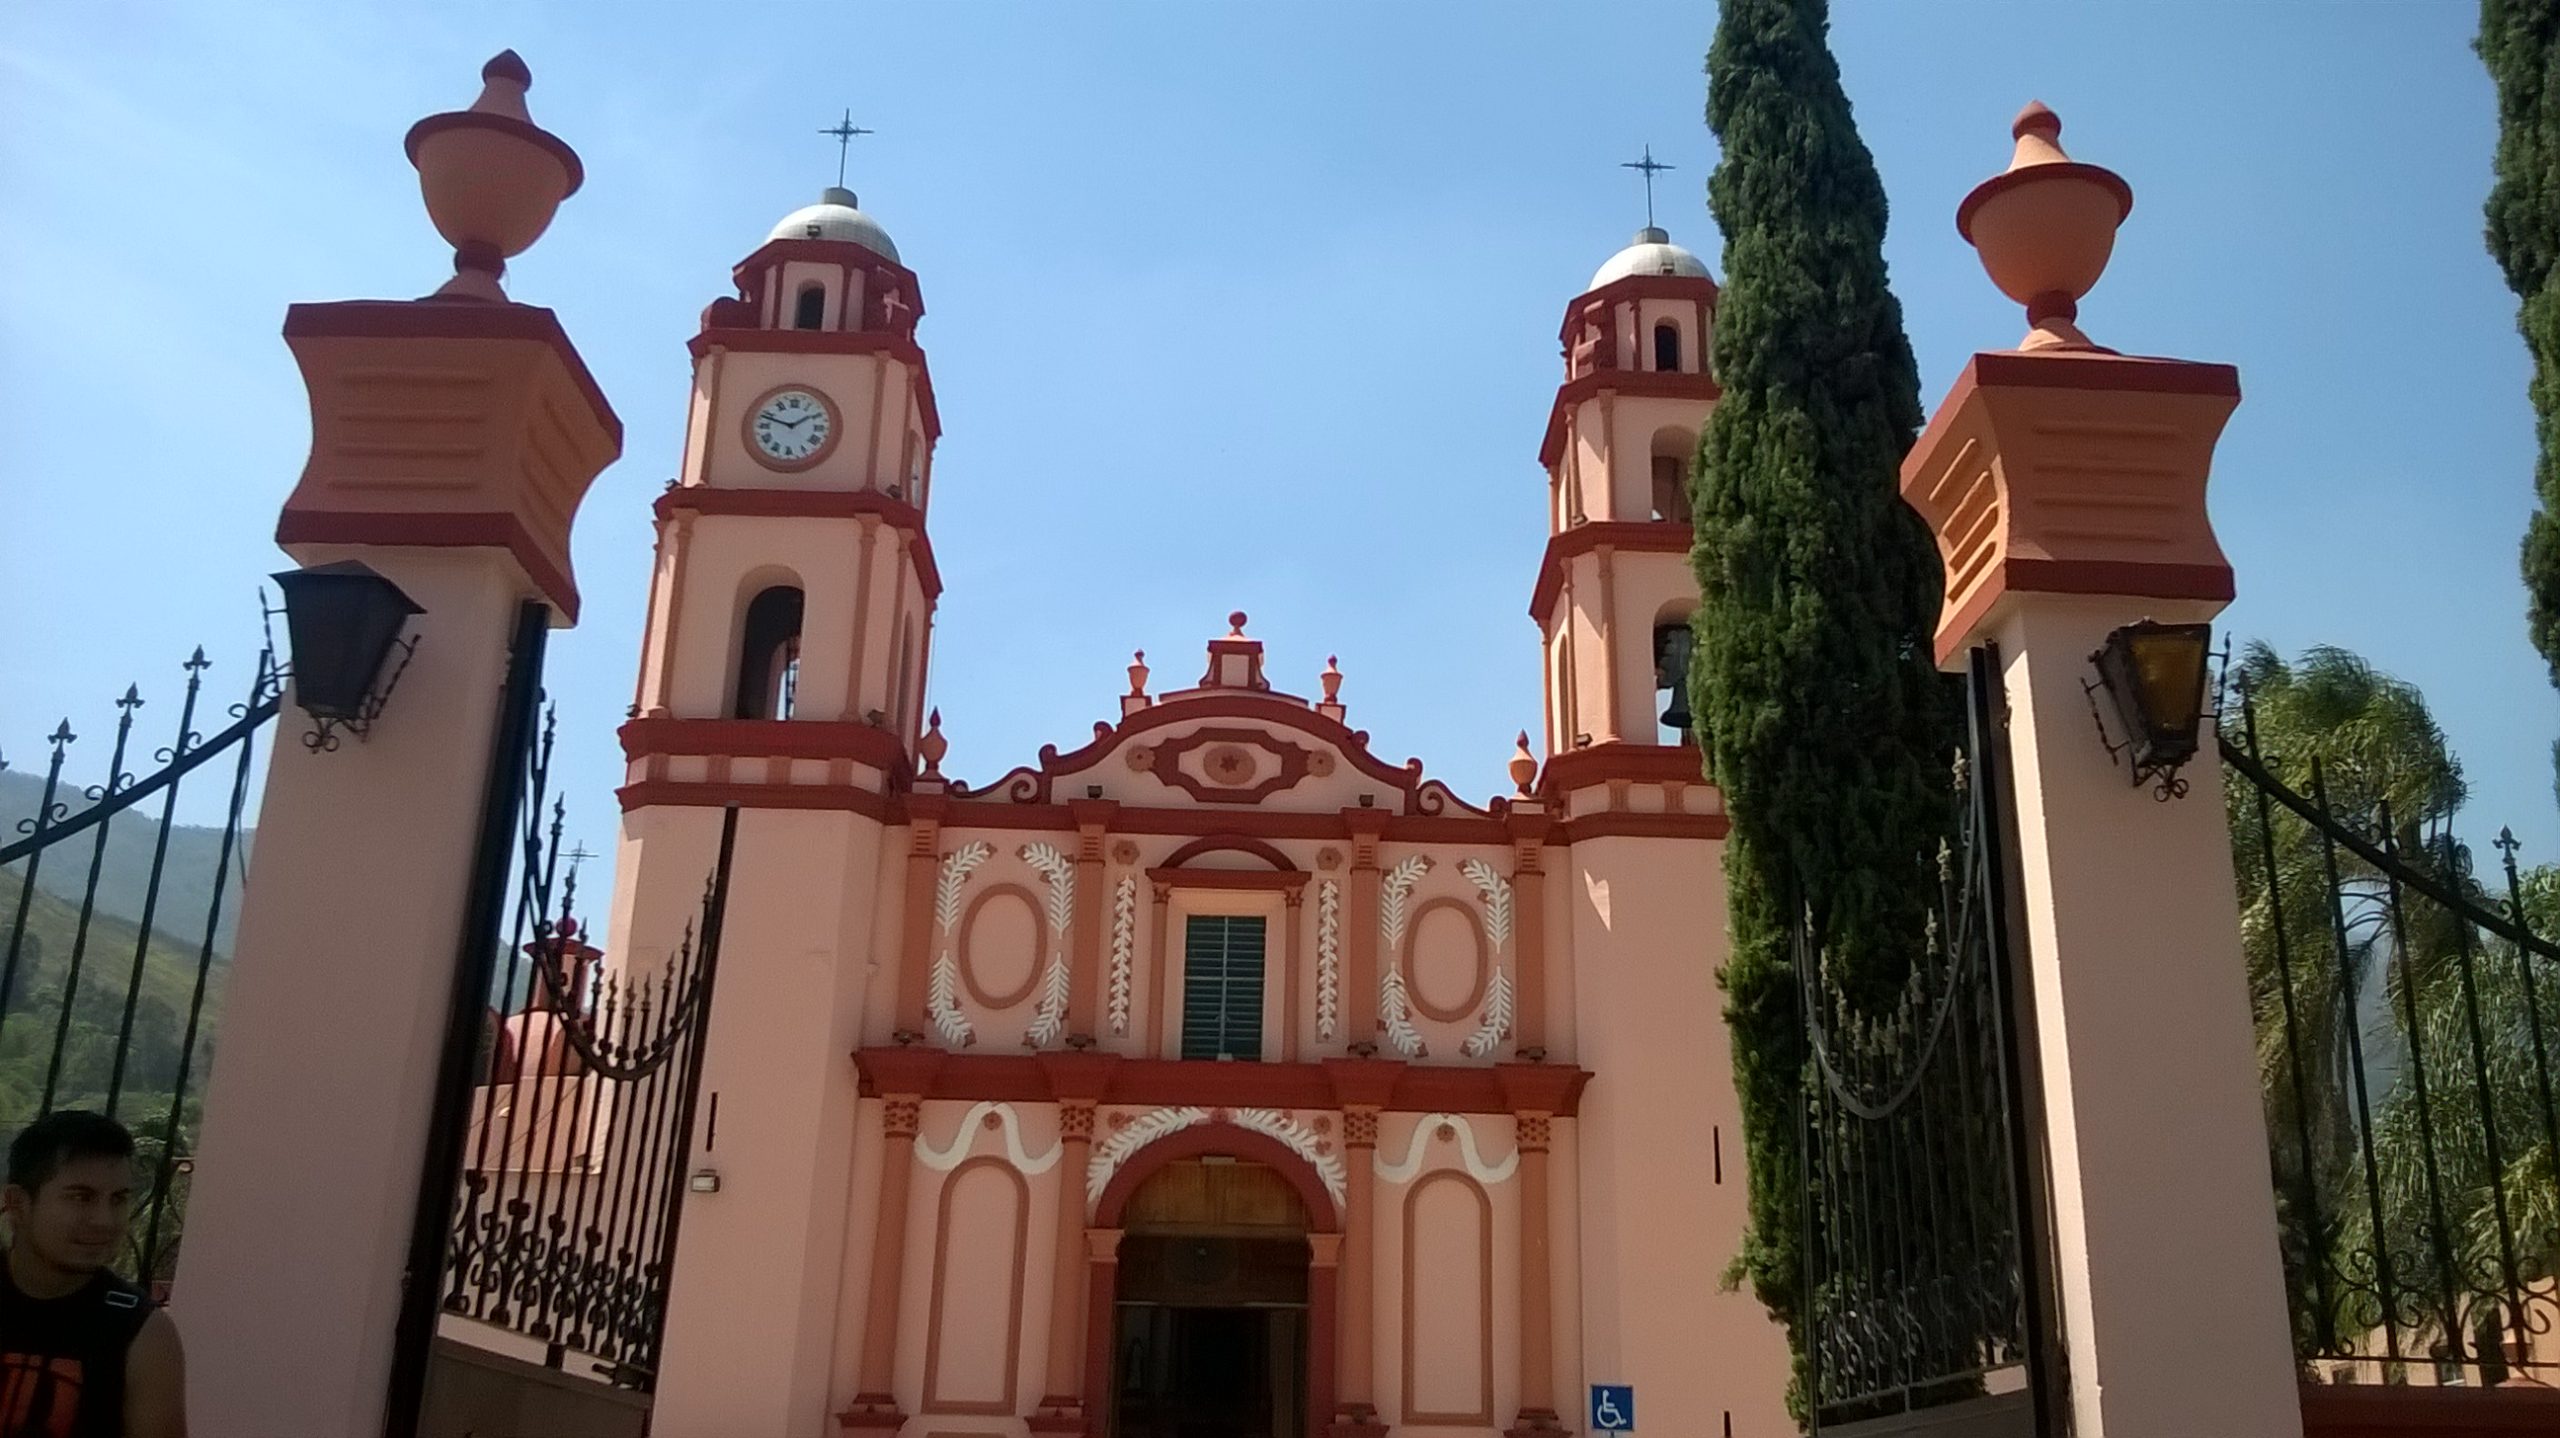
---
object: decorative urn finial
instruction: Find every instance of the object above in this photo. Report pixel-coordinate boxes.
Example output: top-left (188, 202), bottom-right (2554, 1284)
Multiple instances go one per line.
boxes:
top-left (1955, 101), bottom-right (2133, 351)
top-left (403, 50), bottom-right (586, 302)
top-left (920, 708), bottom-right (948, 775)
top-left (1226, 610), bottom-right (1249, 638)
top-left (1509, 732), bottom-right (1539, 795)
top-left (1320, 655), bottom-right (1343, 704)
top-left (1127, 649), bottom-right (1150, 697)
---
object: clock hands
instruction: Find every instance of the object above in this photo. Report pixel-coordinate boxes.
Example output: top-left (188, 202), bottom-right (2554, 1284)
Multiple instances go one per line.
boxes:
top-left (764, 411), bottom-right (819, 430)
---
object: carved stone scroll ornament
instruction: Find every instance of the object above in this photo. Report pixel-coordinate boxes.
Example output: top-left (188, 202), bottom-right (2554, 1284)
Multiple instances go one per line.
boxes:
top-left (1457, 857), bottom-right (1515, 1058)
top-left (1315, 879), bottom-right (1343, 1042)
top-left (1107, 874), bottom-right (1138, 1037)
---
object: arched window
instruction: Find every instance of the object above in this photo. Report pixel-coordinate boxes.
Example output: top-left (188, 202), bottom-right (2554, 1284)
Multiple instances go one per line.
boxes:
top-left (733, 585), bottom-right (805, 720)
top-left (1653, 321), bottom-right (1682, 373)
top-left (1654, 617), bottom-right (1696, 741)
top-left (793, 283), bottom-right (826, 331)
top-left (1649, 427), bottom-right (1697, 524)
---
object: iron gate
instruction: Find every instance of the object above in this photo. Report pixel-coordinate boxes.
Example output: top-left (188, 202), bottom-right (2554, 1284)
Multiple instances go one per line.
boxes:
top-left (2224, 688), bottom-right (2560, 1387)
top-left (1797, 646), bottom-right (2052, 1434)
top-left (0, 640), bottom-right (280, 1287)
top-left (379, 601), bottom-right (739, 1425)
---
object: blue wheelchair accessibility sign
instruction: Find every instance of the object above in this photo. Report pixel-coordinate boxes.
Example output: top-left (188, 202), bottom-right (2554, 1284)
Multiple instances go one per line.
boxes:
top-left (1589, 1384), bottom-right (1634, 1432)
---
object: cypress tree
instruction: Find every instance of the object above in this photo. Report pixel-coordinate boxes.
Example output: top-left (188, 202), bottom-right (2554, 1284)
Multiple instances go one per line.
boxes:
top-left (1688, 0), bottom-right (1955, 1380)
top-left (2479, 0), bottom-right (2560, 799)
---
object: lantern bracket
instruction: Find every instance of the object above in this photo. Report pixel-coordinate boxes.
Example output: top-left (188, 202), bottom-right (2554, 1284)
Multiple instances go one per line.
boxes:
top-left (301, 632), bottom-right (420, 753)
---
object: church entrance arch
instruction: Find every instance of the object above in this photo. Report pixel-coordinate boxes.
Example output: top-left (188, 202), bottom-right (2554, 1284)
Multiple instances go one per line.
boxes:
top-left (1088, 1125), bottom-right (1339, 1438)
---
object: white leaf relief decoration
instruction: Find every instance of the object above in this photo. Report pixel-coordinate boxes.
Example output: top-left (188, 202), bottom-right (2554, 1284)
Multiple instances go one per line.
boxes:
top-left (1377, 855), bottom-right (1431, 1057)
top-left (1458, 857), bottom-right (1516, 1058)
top-left (1086, 1106), bottom-right (1208, 1209)
top-left (1108, 875), bottom-right (1137, 1037)
top-left (926, 842), bottom-right (992, 1047)
top-left (928, 950), bottom-right (975, 1047)
top-left (1461, 966), bottom-right (1514, 1058)
top-left (1020, 842), bottom-right (1076, 1048)
top-left (1314, 879), bottom-right (1342, 1042)
top-left (934, 842), bottom-right (993, 933)
top-left (1226, 1108), bottom-right (1347, 1207)
top-left (1459, 856), bottom-right (1513, 948)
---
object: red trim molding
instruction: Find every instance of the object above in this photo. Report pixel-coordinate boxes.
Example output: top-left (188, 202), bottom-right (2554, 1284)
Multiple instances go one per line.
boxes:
top-left (653, 487), bottom-right (941, 600)
top-left (851, 1050), bottom-right (1592, 1117)
top-left (1539, 370), bottom-right (1722, 469)
top-left (1560, 273), bottom-right (1722, 341)
top-left (275, 509), bottom-right (582, 624)
top-left (1538, 741), bottom-right (1707, 795)
top-left (1528, 521), bottom-right (1691, 621)
top-left (617, 778), bottom-right (897, 822)
top-left (1932, 556), bottom-right (2236, 667)
top-left (688, 326), bottom-right (941, 440)
top-left (2298, 1383), bottom-right (2560, 1438)
top-left (1149, 726), bottom-right (1314, 805)
top-left (1555, 811), bottom-right (1728, 843)
top-left (619, 716), bottom-right (910, 768)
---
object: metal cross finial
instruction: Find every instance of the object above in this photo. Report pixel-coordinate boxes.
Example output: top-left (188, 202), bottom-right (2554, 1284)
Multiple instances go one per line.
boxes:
top-left (1620, 144), bottom-right (1675, 229)
top-left (820, 109), bottom-right (874, 188)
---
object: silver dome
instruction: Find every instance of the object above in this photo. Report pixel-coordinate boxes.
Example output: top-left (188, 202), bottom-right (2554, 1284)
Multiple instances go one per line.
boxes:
top-left (1589, 226), bottom-right (1709, 289)
top-left (768, 186), bottom-right (900, 263)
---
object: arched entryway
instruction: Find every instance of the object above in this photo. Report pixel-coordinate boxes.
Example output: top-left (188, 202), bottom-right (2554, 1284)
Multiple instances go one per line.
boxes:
top-left (1087, 1125), bottom-right (1340, 1438)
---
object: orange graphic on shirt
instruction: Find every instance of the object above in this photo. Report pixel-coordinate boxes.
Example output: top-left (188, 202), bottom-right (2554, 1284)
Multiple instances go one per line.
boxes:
top-left (0, 1353), bottom-right (81, 1438)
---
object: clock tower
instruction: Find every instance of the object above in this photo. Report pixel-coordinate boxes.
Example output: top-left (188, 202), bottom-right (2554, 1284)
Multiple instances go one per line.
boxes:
top-left (614, 184), bottom-right (946, 1434)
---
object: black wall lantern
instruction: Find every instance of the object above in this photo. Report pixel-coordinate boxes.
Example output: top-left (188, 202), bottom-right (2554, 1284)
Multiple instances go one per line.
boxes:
top-left (2085, 618), bottom-right (2214, 800)
top-left (272, 561), bottom-right (424, 751)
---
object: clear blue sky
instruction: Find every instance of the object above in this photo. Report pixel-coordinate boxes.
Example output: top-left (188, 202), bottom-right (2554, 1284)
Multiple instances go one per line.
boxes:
top-left (7, 2), bottom-right (2555, 870)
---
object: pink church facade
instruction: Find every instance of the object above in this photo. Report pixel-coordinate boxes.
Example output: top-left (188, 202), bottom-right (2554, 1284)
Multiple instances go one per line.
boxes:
top-left (600, 187), bottom-right (1785, 1438)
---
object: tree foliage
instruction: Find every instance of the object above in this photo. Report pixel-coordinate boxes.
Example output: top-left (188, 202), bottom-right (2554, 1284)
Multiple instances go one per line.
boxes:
top-left (2479, 0), bottom-right (2560, 797)
top-left (1688, 0), bottom-right (1955, 1377)
top-left (2230, 644), bottom-right (2560, 1371)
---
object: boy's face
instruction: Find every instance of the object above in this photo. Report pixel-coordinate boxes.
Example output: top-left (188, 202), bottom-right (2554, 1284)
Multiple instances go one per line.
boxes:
top-left (2, 1154), bottom-right (134, 1274)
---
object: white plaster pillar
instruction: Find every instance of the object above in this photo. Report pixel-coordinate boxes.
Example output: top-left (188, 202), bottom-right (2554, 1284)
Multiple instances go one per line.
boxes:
top-left (175, 267), bottom-right (618, 1438)
top-left (1900, 103), bottom-right (2300, 1438)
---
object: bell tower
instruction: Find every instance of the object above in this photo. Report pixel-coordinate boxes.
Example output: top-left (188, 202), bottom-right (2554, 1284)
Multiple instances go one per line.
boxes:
top-left (618, 183), bottom-right (947, 1436)
top-left (1532, 225), bottom-right (1720, 755)
top-left (629, 184), bottom-right (941, 748)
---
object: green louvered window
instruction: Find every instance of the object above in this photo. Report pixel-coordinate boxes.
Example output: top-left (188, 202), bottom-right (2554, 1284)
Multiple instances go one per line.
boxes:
top-left (1180, 915), bottom-right (1266, 1061)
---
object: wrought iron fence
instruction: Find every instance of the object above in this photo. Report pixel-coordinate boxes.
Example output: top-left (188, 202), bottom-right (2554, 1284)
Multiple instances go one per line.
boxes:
top-left (1797, 647), bottom-right (2050, 1431)
top-left (2224, 696), bottom-right (2560, 1385)
top-left (0, 643), bottom-right (279, 1288)
top-left (433, 688), bottom-right (736, 1391)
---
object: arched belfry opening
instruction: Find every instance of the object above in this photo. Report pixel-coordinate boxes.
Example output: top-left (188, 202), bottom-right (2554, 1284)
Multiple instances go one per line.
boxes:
top-left (732, 584), bottom-right (805, 720)
top-left (1654, 598), bottom-right (1698, 743)
top-left (793, 282), bottom-right (826, 330)
top-left (1649, 426), bottom-right (1697, 525)
top-left (1112, 1156), bottom-right (1311, 1438)
top-left (1653, 320), bottom-right (1682, 372)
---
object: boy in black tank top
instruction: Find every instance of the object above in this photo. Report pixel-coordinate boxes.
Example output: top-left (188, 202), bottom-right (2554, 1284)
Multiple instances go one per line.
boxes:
top-left (0, 1112), bottom-right (186, 1437)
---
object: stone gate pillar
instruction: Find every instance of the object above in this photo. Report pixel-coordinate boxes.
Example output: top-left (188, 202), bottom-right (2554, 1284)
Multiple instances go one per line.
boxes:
top-left (174, 54), bottom-right (619, 1438)
top-left (1898, 103), bottom-right (2300, 1438)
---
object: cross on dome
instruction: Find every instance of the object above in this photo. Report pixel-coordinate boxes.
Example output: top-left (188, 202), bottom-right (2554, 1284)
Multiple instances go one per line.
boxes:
top-left (818, 108), bottom-right (873, 189)
top-left (1620, 144), bottom-right (1675, 229)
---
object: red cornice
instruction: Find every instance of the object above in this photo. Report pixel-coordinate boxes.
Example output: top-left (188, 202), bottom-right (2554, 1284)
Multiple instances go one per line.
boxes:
top-left (652, 487), bottom-right (942, 599)
top-left (1528, 520), bottom-right (1691, 621)
top-left (616, 778), bottom-right (897, 822)
top-left (1932, 556), bottom-right (2236, 667)
top-left (1539, 740), bottom-right (1710, 795)
top-left (275, 509), bottom-right (581, 624)
top-left (732, 237), bottom-right (921, 300)
top-left (1160, 835), bottom-right (1295, 870)
top-left (616, 776), bottom-right (1723, 845)
top-left (688, 327), bottom-right (942, 441)
top-left (282, 300), bottom-right (622, 447)
top-left (618, 716), bottom-right (910, 768)
top-left (1539, 369), bottom-right (1722, 470)
top-left (852, 1049), bottom-right (1592, 1117)
top-left (1144, 867), bottom-right (1308, 892)
top-left (1554, 810), bottom-right (1728, 843)
top-left (1556, 272), bottom-right (1721, 345)
top-left (976, 693), bottom-right (1434, 809)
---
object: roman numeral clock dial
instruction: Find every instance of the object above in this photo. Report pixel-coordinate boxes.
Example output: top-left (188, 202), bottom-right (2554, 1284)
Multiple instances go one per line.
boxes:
top-left (745, 386), bottom-right (838, 470)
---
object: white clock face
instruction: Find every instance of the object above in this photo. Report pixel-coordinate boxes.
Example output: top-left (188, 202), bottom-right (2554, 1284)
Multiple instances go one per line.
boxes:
top-left (750, 388), bottom-right (833, 466)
